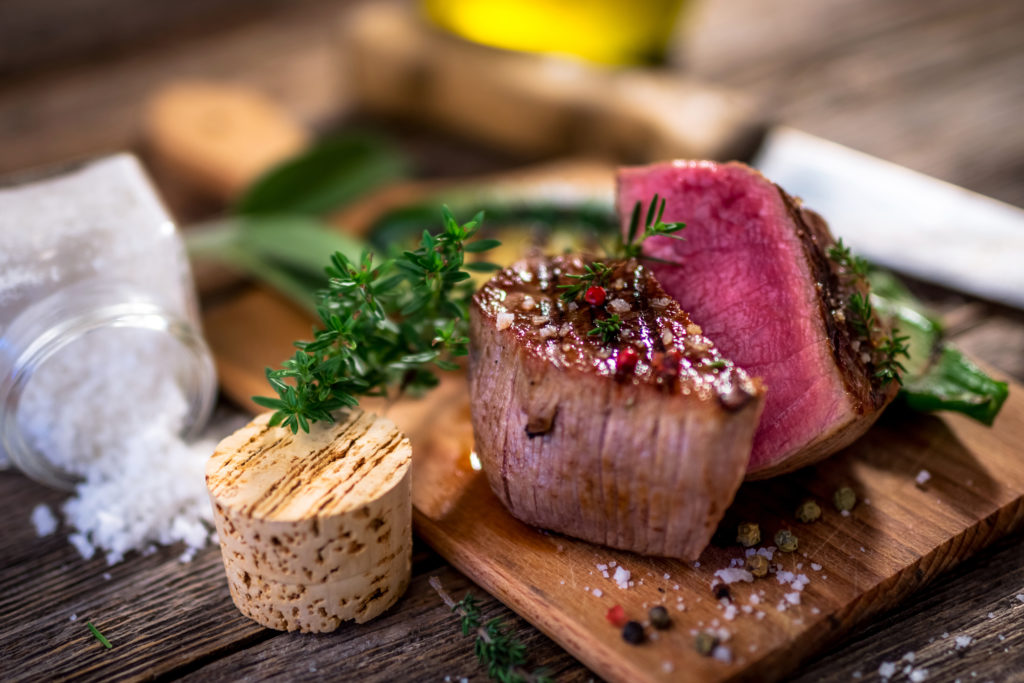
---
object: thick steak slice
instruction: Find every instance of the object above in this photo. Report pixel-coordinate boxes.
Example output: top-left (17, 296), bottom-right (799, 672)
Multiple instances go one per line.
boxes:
top-left (617, 161), bottom-right (898, 479)
top-left (469, 255), bottom-right (764, 560)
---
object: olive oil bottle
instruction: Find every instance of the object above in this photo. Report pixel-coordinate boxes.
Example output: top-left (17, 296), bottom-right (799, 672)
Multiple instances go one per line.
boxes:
top-left (421, 0), bottom-right (688, 66)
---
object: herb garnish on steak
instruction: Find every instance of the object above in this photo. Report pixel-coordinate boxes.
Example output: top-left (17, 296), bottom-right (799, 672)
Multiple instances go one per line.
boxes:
top-left (469, 254), bottom-right (764, 560)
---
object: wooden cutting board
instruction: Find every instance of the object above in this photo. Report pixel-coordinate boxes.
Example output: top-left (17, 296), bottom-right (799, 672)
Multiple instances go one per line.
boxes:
top-left (202, 283), bottom-right (1024, 683)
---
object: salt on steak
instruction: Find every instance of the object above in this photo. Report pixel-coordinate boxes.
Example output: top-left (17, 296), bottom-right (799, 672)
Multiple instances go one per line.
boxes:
top-left (468, 255), bottom-right (764, 560)
top-left (617, 161), bottom-right (899, 479)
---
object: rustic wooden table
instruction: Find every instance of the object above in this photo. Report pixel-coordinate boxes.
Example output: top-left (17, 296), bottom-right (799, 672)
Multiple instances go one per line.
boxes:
top-left (2, 0), bottom-right (1023, 680)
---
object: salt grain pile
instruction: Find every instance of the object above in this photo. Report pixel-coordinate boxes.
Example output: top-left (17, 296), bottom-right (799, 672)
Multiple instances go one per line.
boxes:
top-left (0, 156), bottom-right (219, 565)
top-left (18, 328), bottom-right (218, 564)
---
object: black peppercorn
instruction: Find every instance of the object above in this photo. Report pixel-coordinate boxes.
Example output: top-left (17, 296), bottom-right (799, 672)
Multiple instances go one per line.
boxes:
top-left (695, 631), bottom-right (719, 656)
top-left (622, 620), bottom-right (645, 644)
top-left (649, 605), bottom-right (671, 630)
top-left (713, 584), bottom-right (732, 601)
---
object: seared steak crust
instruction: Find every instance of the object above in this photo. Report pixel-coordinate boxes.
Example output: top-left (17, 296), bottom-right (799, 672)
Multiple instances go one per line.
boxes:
top-left (469, 255), bottom-right (764, 560)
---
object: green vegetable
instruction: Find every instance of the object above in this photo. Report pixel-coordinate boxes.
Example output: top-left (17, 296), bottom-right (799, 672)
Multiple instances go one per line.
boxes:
top-left (236, 133), bottom-right (408, 216)
top-left (186, 216), bottom-right (365, 312)
top-left (868, 269), bottom-right (1008, 425)
top-left (253, 207), bottom-right (499, 433)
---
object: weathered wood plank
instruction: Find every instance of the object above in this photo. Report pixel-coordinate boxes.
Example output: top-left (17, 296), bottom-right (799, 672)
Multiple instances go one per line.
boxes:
top-left (176, 565), bottom-right (595, 682)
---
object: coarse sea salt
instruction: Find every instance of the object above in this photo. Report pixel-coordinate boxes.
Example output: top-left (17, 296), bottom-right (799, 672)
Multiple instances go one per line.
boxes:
top-left (31, 503), bottom-right (58, 536)
top-left (18, 329), bottom-right (221, 565)
top-left (613, 566), bottom-right (631, 589)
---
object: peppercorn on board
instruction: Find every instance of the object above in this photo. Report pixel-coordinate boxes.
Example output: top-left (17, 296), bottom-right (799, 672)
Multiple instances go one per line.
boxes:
top-left (204, 285), bottom-right (1024, 683)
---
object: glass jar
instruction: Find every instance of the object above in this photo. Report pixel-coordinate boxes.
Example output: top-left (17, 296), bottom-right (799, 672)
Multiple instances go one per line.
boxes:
top-left (0, 155), bottom-right (217, 490)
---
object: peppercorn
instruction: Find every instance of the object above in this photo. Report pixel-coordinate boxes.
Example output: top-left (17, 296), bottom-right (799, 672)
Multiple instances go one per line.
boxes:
top-left (649, 605), bottom-right (671, 630)
top-left (695, 631), bottom-right (719, 656)
top-left (796, 499), bottom-right (822, 523)
top-left (775, 529), bottom-right (799, 553)
top-left (615, 347), bottom-right (639, 374)
top-left (736, 522), bottom-right (761, 548)
top-left (834, 486), bottom-right (857, 512)
top-left (605, 604), bottom-right (626, 627)
top-left (622, 620), bottom-right (644, 644)
top-left (584, 285), bottom-right (607, 306)
top-left (713, 584), bottom-right (731, 601)
top-left (746, 554), bottom-right (769, 578)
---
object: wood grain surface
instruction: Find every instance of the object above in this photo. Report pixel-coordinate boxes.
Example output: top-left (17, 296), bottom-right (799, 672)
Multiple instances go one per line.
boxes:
top-left (1, 0), bottom-right (1023, 681)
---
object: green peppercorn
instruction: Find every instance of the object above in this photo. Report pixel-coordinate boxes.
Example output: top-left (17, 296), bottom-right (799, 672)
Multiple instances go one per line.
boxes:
top-left (649, 605), bottom-right (671, 630)
top-left (746, 554), bottom-right (769, 578)
top-left (695, 631), bottom-right (719, 656)
top-left (834, 486), bottom-right (857, 512)
top-left (796, 499), bottom-right (822, 523)
top-left (736, 522), bottom-right (761, 548)
top-left (622, 620), bottom-right (644, 644)
top-left (775, 529), bottom-right (799, 553)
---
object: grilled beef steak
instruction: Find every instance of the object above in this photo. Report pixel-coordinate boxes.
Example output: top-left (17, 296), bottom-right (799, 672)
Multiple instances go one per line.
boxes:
top-left (617, 161), bottom-right (899, 479)
top-left (468, 255), bottom-right (764, 560)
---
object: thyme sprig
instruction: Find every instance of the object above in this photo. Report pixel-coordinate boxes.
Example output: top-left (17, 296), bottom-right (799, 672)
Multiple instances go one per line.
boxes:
top-left (829, 242), bottom-right (909, 386)
top-left (620, 193), bottom-right (686, 259)
top-left (429, 577), bottom-right (553, 683)
top-left (559, 195), bottom-right (684, 305)
top-left (827, 237), bottom-right (869, 278)
top-left (254, 208), bottom-right (500, 433)
top-left (588, 314), bottom-right (623, 344)
top-left (557, 261), bottom-right (613, 302)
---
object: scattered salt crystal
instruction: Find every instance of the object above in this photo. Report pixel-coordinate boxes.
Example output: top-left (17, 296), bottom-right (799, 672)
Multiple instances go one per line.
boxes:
top-left (784, 592), bottom-right (801, 605)
top-left (673, 584), bottom-right (680, 590)
top-left (592, 588), bottom-right (603, 598)
top-left (69, 614), bottom-right (78, 622)
top-left (675, 603), bottom-right (685, 611)
top-left (723, 605), bottom-right (738, 621)
top-left (495, 312), bottom-right (515, 330)
top-left (903, 652), bottom-right (916, 663)
top-left (811, 563), bottom-right (822, 571)
top-left (879, 661), bottom-right (897, 679)
top-left (1016, 594), bottom-right (1024, 603)
top-left (810, 606), bottom-right (820, 615)
top-left (988, 612), bottom-right (995, 619)
top-left (757, 547), bottom-right (775, 560)
top-left (608, 298), bottom-right (630, 314)
top-left (596, 563), bottom-right (607, 571)
top-left (755, 611), bottom-right (766, 620)
top-left (661, 661), bottom-right (674, 673)
top-left (741, 605), bottom-right (752, 614)
top-left (998, 634), bottom-right (1006, 641)
top-left (613, 566), bottom-right (631, 589)
top-left (909, 668), bottom-right (929, 682)
top-left (955, 635), bottom-right (972, 649)
top-left (796, 562), bottom-right (803, 570)
top-left (31, 504), bottom-right (58, 536)
top-left (609, 561), bottom-right (616, 567)
top-left (693, 561), bottom-right (701, 568)
top-left (860, 546), bottom-right (866, 553)
top-left (714, 568), bottom-right (753, 584)
top-left (521, 295), bottom-right (536, 311)
top-left (559, 580), bottom-right (565, 585)
top-left (539, 324), bottom-right (558, 339)
top-left (749, 594), bottom-right (760, 605)
top-left (941, 632), bottom-right (949, 639)
top-left (711, 645), bottom-right (733, 664)
top-left (68, 533), bottom-right (95, 560)
top-left (841, 509), bottom-right (851, 517)
top-left (102, 572), bottom-right (112, 581)
top-left (915, 469), bottom-right (932, 486)
top-left (853, 671), bottom-right (862, 679)
top-left (663, 573), bottom-right (670, 580)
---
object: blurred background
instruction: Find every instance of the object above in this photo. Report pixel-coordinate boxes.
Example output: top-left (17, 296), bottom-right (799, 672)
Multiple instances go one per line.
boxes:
top-left (0, 0), bottom-right (1020, 216)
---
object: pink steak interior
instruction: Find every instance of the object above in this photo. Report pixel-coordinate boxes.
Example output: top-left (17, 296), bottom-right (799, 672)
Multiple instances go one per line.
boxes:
top-left (618, 161), bottom-right (847, 472)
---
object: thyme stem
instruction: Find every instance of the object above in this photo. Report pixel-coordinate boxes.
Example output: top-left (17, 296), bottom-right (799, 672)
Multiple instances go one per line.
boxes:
top-left (429, 576), bottom-right (553, 683)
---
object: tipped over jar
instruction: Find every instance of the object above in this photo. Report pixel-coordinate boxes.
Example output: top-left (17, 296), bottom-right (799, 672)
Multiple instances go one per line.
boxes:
top-left (0, 155), bottom-right (217, 490)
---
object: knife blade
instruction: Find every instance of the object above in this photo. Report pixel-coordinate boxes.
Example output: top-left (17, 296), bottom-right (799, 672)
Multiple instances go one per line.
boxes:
top-left (752, 126), bottom-right (1024, 309)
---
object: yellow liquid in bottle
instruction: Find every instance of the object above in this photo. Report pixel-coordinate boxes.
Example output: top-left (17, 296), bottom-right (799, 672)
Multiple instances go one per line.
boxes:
top-left (421, 0), bottom-right (688, 66)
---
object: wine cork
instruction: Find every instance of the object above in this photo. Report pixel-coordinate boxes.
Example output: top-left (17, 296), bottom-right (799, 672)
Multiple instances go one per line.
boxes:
top-left (206, 409), bottom-right (412, 632)
top-left (143, 80), bottom-right (309, 201)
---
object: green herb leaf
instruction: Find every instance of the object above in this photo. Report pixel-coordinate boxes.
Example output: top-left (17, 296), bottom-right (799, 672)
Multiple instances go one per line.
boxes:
top-left (588, 314), bottom-right (623, 344)
top-left (86, 622), bottom-right (112, 649)
top-left (236, 133), bottom-right (409, 216)
top-left (254, 208), bottom-right (499, 432)
top-left (901, 345), bottom-right (1009, 425)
